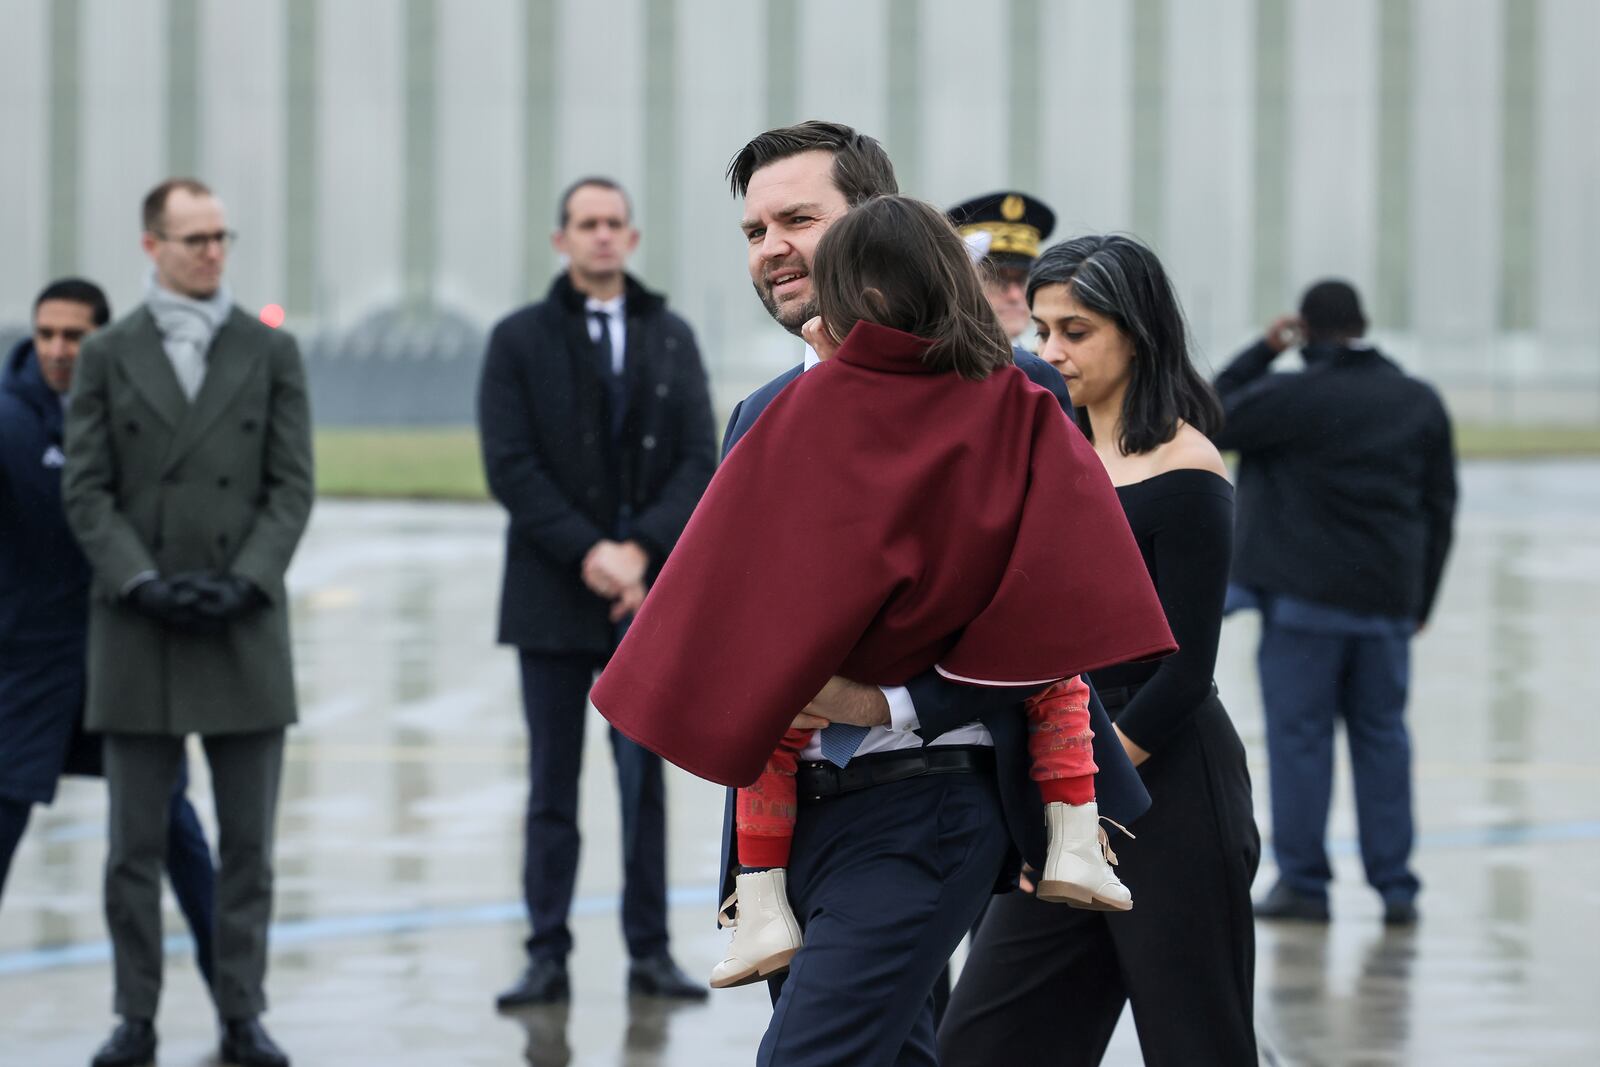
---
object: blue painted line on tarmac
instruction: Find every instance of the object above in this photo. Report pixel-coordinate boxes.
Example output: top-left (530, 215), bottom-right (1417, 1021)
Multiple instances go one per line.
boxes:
top-left (1323, 817), bottom-right (1600, 855)
top-left (5, 819), bottom-right (1599, 977)
top-left (0, 885), bottom-right (716, 978)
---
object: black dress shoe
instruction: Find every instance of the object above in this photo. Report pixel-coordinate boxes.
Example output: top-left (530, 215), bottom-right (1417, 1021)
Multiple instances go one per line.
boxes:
top-left (1254, 881), bottom-right (1331, 923)
top-left (627, 952), bottom-right (709, 1000)
top-left (90, 1019), bottom-right (156, 1067)
top-left (220, 1017), bottom-right (290, 1067)
top-left (496, 957), bottom-right (570, 1009)
top-left (1383, 899), bottom-right (1420, 927)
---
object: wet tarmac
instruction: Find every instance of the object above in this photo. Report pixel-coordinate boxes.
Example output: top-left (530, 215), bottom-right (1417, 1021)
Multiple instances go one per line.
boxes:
top-left (3, 460), bottom-right (1598, 1065)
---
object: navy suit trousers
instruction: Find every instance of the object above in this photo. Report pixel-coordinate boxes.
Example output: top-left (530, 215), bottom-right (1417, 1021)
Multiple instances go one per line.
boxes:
top-left (758, 770), bottom-right (1008, 1067)
top-left (517, 651), bottom-right (669, 962)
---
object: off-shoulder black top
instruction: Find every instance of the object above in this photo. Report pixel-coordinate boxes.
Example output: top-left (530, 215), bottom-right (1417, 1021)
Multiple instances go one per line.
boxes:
top-left (1088, 468), bottom-right (1235, 752)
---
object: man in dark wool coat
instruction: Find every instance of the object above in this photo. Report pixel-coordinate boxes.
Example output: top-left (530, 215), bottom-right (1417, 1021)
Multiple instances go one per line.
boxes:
top-left (63, 178), bottom-right (313, 1067)
top-left (477, 176), bottom-right (717, 1009)
top-left (0, 278), bottom-right (215, 990)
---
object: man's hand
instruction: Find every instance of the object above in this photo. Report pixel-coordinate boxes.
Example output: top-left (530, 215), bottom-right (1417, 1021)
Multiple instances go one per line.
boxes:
top-left (174, 572), bottom-right (267, 622)
top-left (582, 540), bottom-right (650, 599)
top-left (126, 577), bottom-right (217, 633)
top-left (608, 582), bottom-right (646, 623)
top-left (1114, 724), bottom-right (1151, 768)
top-left (1263, 313), bottom-right (1304, 354)
top-left (798, 676), bottom-right (890, 728)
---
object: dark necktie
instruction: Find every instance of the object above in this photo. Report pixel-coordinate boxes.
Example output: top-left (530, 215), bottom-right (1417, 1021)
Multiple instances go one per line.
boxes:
top-left (590, 310), bottom-right (614, 375)
top-left (592, 310), bottom-right (627, 444)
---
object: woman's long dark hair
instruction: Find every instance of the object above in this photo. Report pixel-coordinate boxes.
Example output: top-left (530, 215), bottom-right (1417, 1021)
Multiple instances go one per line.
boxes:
top-left (813, 196), bottom-right (1013, 381)
top-left (1026, 235), bottom-right (1222, 454)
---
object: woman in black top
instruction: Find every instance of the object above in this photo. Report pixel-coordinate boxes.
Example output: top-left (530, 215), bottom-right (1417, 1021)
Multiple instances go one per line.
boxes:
top-left (940, 236), bottom-right (1261, 1066)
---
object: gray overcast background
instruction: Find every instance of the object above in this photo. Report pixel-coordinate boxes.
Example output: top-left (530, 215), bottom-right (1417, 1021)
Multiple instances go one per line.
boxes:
top-left (1, 0), bottom-right (1595, 424)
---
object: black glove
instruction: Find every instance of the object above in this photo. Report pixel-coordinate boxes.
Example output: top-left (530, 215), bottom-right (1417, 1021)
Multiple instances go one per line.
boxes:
top-left (126, 577), bottom-right (211, 631)
top-left (174, 572), bottom-right (267, 622)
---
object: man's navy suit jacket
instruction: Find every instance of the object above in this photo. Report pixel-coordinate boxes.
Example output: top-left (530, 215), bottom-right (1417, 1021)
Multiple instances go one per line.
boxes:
top-left (714, 349), bottom-right (1154, 904)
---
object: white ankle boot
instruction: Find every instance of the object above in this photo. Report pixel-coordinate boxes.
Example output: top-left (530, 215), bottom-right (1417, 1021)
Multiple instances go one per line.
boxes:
top-left (709, 868), bottom-right (804, 989)
top-left (1036, 801), bottom-right (1133, 911)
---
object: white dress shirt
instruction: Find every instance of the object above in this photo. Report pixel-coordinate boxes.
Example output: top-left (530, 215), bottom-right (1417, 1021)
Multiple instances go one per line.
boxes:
top-left (584, 295), bottom-right (627, 375)
top-left (796, 345), bottom-right (993, 760)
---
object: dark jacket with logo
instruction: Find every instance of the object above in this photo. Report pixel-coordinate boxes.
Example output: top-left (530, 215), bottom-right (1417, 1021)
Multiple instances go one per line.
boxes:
top-left (1, 339), bottom-right (89, 645)
top-left (1213, 339), bottom-right (1457, 623)
top-left (478, 273), bottom-right (717, 653)
top-left (0, 340), bottom-right (94, 801)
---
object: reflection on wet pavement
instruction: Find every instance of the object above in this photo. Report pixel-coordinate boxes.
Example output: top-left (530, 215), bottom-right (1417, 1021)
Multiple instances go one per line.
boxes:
top-left (3, 461), bottom-right (1598, 1065)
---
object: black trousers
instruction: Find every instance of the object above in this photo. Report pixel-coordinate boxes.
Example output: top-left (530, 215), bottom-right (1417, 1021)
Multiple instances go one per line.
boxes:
top-left (517, 651), bottom-right (668, 962)
top-left (760, 770), bottom-right (1009, 1067)
top-left (939, 695), bottom-right (1260, 1066)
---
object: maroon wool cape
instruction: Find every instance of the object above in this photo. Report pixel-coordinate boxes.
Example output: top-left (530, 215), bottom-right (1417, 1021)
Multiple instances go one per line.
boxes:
top-left (590, 321), bottom-right (1175, 787)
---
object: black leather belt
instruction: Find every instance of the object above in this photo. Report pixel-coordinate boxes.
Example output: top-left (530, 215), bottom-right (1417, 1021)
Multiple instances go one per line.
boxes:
top-left (795, 747), bottom-right (995, 801)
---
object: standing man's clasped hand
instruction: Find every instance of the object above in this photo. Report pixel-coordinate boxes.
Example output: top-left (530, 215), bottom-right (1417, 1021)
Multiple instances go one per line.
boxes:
top-left (125, 576), bottom-right (206, 630)
top-left (581, 539), bottom-right (650, 622)
top-left (126, 573), bottom-right (266, 632)
top-left (177, 572), bottom-right (267, 621)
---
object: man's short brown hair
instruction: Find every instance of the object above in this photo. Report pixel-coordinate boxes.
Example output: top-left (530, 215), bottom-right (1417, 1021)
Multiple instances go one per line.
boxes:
top-left (142, 177), bottom-right (213, 234)
top-left (726, 120), bottom-right (897, 206)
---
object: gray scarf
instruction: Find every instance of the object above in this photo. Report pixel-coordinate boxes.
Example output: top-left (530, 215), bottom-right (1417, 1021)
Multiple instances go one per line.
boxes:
top-left (146, 274), bottom-right (232, 400)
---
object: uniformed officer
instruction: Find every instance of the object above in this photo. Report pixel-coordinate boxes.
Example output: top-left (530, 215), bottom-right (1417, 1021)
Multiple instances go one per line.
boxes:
top-left (949, 191), bottom-right (1057, 347)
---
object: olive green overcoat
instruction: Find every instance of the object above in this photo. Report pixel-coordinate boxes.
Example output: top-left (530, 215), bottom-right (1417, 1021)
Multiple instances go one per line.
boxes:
top-left (62, 305), bottom-right (314, 735)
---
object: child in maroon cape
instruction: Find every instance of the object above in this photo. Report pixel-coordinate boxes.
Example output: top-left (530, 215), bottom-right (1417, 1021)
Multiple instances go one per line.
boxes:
top-left (587, 198), bottom-right (1175, 990)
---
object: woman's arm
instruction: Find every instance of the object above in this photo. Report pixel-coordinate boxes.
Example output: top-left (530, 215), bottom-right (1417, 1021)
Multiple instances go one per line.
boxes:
top-left (1111, 485), bottom-right (1233, 755)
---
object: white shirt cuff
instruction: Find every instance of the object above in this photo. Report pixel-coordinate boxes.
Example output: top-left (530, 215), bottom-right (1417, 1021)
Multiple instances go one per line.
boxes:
top-left (121, 570), bottom-right (159, 597)
top-left (882, 686), bottom-right (919, 733)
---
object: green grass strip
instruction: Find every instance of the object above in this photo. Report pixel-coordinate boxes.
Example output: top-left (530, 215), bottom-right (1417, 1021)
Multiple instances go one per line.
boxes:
top-left (315, 428), bottom-right (487, 500)
top-left (315, 423), bottom-right (1600, 502)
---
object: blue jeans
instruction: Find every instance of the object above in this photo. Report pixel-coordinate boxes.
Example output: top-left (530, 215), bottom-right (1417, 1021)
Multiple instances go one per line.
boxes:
top-left (1258, 621), bottom-right (1420, 903)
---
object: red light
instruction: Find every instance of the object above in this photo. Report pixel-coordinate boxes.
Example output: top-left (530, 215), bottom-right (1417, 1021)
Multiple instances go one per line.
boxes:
top-left (259, 304), bottom-right (286, 329)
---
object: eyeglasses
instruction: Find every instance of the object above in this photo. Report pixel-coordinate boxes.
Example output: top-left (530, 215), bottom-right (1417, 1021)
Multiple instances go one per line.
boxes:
top-left (157, 229), bottom-right (238, 252)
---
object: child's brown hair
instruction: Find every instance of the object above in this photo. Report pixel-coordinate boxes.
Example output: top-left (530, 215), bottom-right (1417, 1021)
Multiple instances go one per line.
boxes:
top-left (812, 195), bottom-right (1013, 381)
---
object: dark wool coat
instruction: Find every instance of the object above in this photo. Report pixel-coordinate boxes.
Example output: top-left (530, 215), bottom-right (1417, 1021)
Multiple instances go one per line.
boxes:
top-left (477, 273), bottom-right (717, 654)
top-left (62, 306), bottom-right (314, 735)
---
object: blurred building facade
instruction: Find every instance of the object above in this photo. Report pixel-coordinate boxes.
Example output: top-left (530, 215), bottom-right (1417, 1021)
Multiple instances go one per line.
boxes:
top-left (0, 0), bottom-right (1595, 424)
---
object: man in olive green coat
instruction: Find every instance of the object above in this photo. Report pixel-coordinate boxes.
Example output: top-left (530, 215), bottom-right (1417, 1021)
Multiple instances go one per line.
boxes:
top-left (63, 178), bottom-right (313, 1067)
